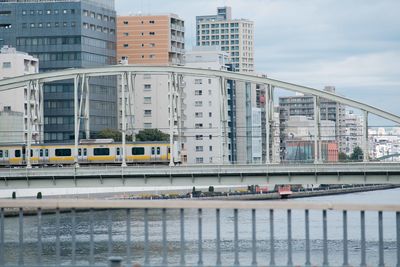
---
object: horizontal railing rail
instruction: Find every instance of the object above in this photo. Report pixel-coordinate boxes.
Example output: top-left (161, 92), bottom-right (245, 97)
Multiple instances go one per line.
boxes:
top-left (0, 199), bottom-right (399, 267)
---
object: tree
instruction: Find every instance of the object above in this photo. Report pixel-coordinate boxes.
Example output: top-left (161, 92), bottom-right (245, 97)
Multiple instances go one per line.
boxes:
top-left (350, 146), bottom-right (364, 161)
top-left (338, 152), bottom-right (348, 162)
top-left (97, 128), bottom-right (122, 141)
top-left (135, 129), bottom-right (169, 142)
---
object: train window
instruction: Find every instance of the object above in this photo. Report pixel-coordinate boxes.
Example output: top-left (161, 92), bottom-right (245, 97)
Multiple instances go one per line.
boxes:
top-left (94, 148), bottom-right (109, 156)
top-left (116, 147), bottom-right (120, 156)
top-left (40, 149), bottom-right (43, 157)
top-left (55, 149), bottom-right (72, 157)
top-left (5, 150), bottom-right (8, 157)
top-left (132, 147), bottom-right (145, 155)
top-left (83, 148), bottom-right (87, 156)
top-left (157, 147), bottom-right (160, 155)
top-left (151, 147), bottom-right (155, 155)
top-left (15, 150), bottom-right (21, 158)
top-left (45, 149), bottom-right (48, 157)
top-left (0, 150), bottom-right (2, 158)
top-left (78, 148), bottom-right (82, 156)
top-left (30, 150), bottom-right (33, 157)
top-left (168, 147), bottom-right (170, 154)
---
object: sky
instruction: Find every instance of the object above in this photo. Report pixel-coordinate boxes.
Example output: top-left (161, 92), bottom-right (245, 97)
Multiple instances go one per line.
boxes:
top-left (115, 0), bottom-right (400, 125)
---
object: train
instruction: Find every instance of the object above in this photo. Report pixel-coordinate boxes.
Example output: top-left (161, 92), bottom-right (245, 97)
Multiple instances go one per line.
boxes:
top-left (0, 139), bottom-right (180, 167)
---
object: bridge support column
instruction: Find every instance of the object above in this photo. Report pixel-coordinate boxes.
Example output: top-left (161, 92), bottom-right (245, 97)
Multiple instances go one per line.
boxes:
top-left (127, 72), bottom-right (135, 141)
top-left (363, 110), bottom-right (369, 162)
top-left (314, 96), bottom-right (322, 163)
top-left (265, 84), bottom-right (276, 164)
top-left (26, 81), bottom-right (32, 169)
top-left (168, 73), bottom-right (175, 166)
top-left (38, 81), bottom-right (44, 142)
top-left (121, 72), bottom-right (127, 167)
top-left (219, 76), bottom-right (229, 164)
top-left (74, 75), bottom-right (79, 168)
top-left (84, 76), bottom-right (90, 139)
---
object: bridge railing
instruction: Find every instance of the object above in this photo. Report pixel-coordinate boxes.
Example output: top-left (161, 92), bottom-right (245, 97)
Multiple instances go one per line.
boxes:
top-left (0, 199), bottom-right (399, 267)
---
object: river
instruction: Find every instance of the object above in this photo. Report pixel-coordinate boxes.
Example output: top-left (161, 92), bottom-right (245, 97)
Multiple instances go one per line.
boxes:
top-left (1, 188), bottom-right (399, 266)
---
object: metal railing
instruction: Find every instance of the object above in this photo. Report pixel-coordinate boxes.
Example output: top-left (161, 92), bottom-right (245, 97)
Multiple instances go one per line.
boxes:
top-left (0, 199), bottom-right (399, 266)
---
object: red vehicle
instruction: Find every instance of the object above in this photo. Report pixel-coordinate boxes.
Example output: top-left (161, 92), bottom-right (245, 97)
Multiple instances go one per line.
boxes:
top-left (278, 185), bottom-right (293, 198)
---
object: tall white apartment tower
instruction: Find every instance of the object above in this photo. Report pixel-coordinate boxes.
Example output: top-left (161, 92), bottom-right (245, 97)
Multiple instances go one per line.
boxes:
top-left (196, 6), bottom-right (254, 73)
top-left (183, 47), bottom-right (231, 164)
top-left (0, 46), bottom-right (41, 144)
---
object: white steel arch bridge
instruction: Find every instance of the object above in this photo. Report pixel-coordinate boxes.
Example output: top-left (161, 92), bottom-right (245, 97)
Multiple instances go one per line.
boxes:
top-left (0, 65), bottom-right (399, 169)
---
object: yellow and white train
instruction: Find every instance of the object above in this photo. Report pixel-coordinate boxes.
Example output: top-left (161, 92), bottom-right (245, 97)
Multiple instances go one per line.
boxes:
top-left (0, 139), bottom-right (178, 167)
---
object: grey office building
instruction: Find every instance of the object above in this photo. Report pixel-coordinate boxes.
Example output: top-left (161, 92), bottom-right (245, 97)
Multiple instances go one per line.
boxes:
top-left (0, 0), bottom-right (117, 142)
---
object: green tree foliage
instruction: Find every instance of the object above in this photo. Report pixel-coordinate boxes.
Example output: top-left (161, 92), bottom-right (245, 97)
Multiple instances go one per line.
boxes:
top-left (338, 152), bottom-right (348, 162)
top-left (135, 129), bottom-right (169, 141)
top-left (97, 128), bottom-right (122, 141)
top-left (350, 146), bottom-right (364, 161)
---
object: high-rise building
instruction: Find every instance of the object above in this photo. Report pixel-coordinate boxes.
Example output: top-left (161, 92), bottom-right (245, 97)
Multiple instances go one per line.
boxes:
top-left (279, 86), bottom-right (346, 159)
top-left (117, 14), bottom-right (185, 65)
top-left (183, 46), bottom-right (231, 164)
top-left (0, 0), bottom-right (118, 142)
top-left (343, 110), bottom-right (363, 156)
top-left (0, 45), bottom-right (40, 143)
top-left (196, 6), bottom-right (254, 72)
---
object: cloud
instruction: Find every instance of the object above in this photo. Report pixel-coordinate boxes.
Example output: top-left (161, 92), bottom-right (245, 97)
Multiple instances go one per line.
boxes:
top-left (115, 0), bottom-right (400, 124)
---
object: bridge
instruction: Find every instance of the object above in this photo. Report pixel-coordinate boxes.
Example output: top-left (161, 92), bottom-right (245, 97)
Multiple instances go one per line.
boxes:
top-left (1, 163), bottom-right (400, 189)
top-left (1, 65), bottom-right (400, 188)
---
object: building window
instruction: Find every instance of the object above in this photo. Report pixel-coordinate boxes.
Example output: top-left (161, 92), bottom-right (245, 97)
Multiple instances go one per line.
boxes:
top-left (30, 23), bottom-right (35, 28)
top-left (149, 32), bottom-right (155, 35)
top-left (63, 9), bottom-right (68, 14)
top-left (63, 22), bottom-right (68, 27)
top-left (194, 101), bottom-right (203, 107)
top-left (195, 112), bottom-right (203, 118)
top-left (123, 21), bottom-right (128, 25)
top-left (209, 135), bottom-right (212, 140)
top-left (208, 79), bottom-right (212, 84)
top-left (144, 84), bottom-right (151, 91)
top-left (46, 22), bottom-right (51, 28)
top-left (22, 23), bottom-right (27, 28)
top-left (149, 54), bottom-right (155, 59)
top-left (209, 146), bottom-right (213, 151)
top-left (123, 44), bottom-right (129, 48)
top-left (123, 32), bottom-right (129, 36)
top-left (195, 90), bottom-right (202, 96)
top-left (209, 112), bottom-right (212, 117)
top-left (144, 97), bottom-right (151, 104)
top-left (46, 10), bottom-right (51, 15)
top-left (143, 74), bottom-right (151, 79)
top-left (2, 62), bottom-right (11, 68)
top-left (38, 23), bottom-right (43, 28)
top-left (149, 43), bottom-right (155, 47)
top-left (144, 123), bottom-right (152, 128)
top-left (195, 123), bottom-right (203, 129)
top-left (22, 10), bottom-right (27, 15)
top-left (144, 110), bottom-right (152, 117)
top-left (149, 20), bottom-right (155, 24)
top-left (196, 146), bottom-right (203, 152)
top-left (194, 79), bottom-right (202, 84)
top-left (195, 135), bottom-right (203, 140)
top-left (196, 157), bottom-right (204, 163)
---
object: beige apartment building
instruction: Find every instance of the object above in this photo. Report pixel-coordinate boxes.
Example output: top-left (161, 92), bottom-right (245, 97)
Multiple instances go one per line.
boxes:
top-left (117, 14), bottom-right (185, 65)
top-left (196, 7), bottom-right (254, 72)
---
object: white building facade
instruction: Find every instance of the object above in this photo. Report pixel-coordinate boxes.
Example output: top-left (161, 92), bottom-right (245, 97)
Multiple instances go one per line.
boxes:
top-left (0, 46), bottom-right (41, 143)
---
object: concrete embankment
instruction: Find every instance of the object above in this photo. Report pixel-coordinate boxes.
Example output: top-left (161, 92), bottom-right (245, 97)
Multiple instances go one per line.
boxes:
top-left (201, 184), bottom-right (399, 201)
top-left (1, 184), bottom-right (398, 217)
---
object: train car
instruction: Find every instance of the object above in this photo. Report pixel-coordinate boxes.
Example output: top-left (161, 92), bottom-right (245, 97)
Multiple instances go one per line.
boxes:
top-left (0, 140), bottom-right (179, 167)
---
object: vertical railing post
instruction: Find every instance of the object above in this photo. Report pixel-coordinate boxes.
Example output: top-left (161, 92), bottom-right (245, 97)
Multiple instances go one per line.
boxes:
top-left (269, 209), bottom-right (275, 266)
top-left (251, 209), bottom-right (257, 266)
top-left (287, 209), bottom-right (293, 266)
top-left (169, 73), bottom-right (175, 167)
top-left (198, 208), bottom-right (203, 266)
top-left (71, 208), bottom-right (76, 265)
top-left (396, 211), bottom-right (400, 267)
top-left (234, 209), bottom-right (239, 266)
top-left (162, 208), bottom-right (167, 265)
top-left (18, 208), bottom-right (23, 266)
top-left (180, 208), bottom-right (185, 266)
top-left (144, 208), bottom-right (149, 266)
top-left (378, 211), bottom-right (384, 267)
top-left (0, 208), bottom-right (4, 266)
top-left (343, 210), bottom-right (349, 266)
top-left (305, 209), bottom-right (311, 266)
top-left (265, 84), bottom-right (270, 164)
top-left (360, 210), bottom-right (366, 267)
top-left (216, 209), bottom-right (221, 266)
top-left (126, 209), bottom-right (131, 265)
top-left (322, 209), bottom-right (328, 266)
